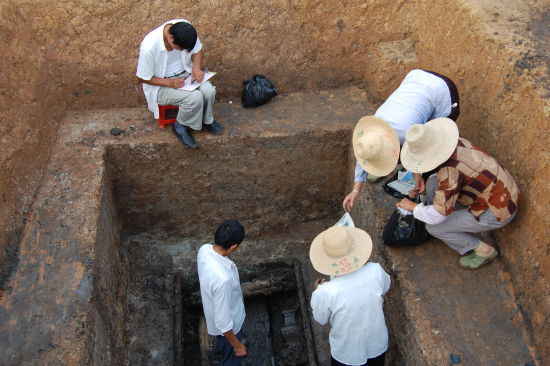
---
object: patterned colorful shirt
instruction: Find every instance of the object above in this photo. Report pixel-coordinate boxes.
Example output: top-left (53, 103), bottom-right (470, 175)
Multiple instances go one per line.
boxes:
top-left (433, 138), bottom-right (519, 222)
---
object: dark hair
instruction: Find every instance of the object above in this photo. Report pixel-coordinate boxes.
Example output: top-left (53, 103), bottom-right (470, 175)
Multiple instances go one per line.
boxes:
top-left (215, 220), bottom-right (245, 249)
top-left (169, 22), bottom-right (197, 51)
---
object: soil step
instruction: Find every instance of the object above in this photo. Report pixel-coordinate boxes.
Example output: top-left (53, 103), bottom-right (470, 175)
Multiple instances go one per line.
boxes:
top-left (353, 178), bottom-right (537, 365)
top-left (0, 87), bottom-right (372, 365)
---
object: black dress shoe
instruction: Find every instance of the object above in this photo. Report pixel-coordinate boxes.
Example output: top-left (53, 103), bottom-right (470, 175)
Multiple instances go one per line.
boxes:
top-left (204, 120), bottom-right (224, 135)
top-left (172, 122), bottom-right (197, 148)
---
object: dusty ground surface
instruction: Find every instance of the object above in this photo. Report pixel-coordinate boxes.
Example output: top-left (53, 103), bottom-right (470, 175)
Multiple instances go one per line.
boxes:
top-left (0, 0), bottom-right (548, 364)
top-left (0, 87), bottom-right (366, 365)
top-left (123, 218), bottom-right (335, 366)
top-left (0, 85), bottom-right (543, 365)
top-left (352, 179), bottom-right (536, 365)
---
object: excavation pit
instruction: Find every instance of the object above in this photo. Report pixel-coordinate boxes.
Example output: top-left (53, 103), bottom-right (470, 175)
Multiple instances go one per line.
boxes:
top-left (0, 88), bottom-right (365, 365)
top-left (0, 87), bottom-right (539, 365)
top-left (103, 90), bottom-right (363, 364)
top-left (124, 227), bottom-right (329, 365)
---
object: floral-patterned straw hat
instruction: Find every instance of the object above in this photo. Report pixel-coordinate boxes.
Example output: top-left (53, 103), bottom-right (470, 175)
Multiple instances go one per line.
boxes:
top-left (353, 115), bottom-right (400, 177)
top-left (309, 226), bottom-right (372, 276)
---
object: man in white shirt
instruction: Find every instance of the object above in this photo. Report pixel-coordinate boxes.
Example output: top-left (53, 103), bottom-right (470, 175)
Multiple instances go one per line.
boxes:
top-left (343, 69), bottom-right (460, 211)
top-left (309, 226), bottom-right (391, 366)
top-left (197, 220), bottom-right (247, 365)
top-left (137, 19), bottom-right (223, 149)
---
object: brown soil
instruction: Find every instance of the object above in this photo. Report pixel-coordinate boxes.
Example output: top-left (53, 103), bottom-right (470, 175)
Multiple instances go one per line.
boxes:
top-left (0, 0), bottom-right (548, 364)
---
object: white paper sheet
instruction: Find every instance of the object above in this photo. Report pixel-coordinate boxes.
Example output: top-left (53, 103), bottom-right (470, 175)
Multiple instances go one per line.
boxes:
top-left (178, 71), bottom-right (216, 91)
top-left (334, 212), bottom-right (355, 228)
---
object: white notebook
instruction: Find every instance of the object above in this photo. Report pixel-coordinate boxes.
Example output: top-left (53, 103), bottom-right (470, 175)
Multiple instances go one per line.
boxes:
top-left (178, 71), bottom-right (216, 91)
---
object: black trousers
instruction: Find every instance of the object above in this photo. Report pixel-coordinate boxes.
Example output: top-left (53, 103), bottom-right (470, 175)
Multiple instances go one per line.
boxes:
top-left (331, 352), bottom-right (386, 366)
top-left (422, 69), bottom-right (461, 122)
top-left (216, 331), bottom-right (243, 366)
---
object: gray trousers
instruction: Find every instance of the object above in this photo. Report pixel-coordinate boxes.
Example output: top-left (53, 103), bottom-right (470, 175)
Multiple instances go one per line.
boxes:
top-left (424, 175), bottom-right (516, 254)
top-left (157, 72), bottom-right (216, 130)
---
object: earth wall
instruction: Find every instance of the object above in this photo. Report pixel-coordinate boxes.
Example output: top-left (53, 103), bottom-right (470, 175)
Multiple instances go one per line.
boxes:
top-left (0, 0), bottom-right (548, 358)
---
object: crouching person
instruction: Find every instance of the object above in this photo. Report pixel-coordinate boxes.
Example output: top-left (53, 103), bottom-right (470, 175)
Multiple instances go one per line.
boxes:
top-left (197, 220), bottom-right (247, 365)
top-left (309, 226), bottom-right (391, 366)
top-left (397, 118), bottom-right (519, 270)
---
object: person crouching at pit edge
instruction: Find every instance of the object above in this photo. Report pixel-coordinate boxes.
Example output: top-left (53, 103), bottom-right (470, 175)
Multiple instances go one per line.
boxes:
top-left (310, 226), bottom-right (391, 366)
top-left (343, 69), bottom-right (461, 211)
top-left (396, 118), bottom-right (519, 270)
top-left (343, 115), bottom-right (401, 213)
top-left (197, 220), bottom-right (247, 365)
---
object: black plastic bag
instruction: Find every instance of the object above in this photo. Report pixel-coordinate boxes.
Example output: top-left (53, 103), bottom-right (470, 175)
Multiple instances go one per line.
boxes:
top-left (241, 75), bottom-right (277, 107)
top-left (382, 197), bottom-right (431, 247)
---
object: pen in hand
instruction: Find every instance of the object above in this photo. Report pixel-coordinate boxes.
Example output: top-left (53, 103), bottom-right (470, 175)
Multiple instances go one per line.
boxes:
top-left (191, 68), bottom-right (208, 84)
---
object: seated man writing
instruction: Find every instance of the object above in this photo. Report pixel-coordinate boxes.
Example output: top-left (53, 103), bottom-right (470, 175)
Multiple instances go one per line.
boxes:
top-left (136, 19), bottom-right (223, 148)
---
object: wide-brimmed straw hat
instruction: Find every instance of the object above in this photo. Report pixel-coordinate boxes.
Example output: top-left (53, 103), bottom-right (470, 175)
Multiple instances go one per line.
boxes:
top-left (400, 117), bottom-right (459, 173)
top-left (353, 116), bottom-right (400, 177)
top-left (309, 226), bottom-right (372, 276)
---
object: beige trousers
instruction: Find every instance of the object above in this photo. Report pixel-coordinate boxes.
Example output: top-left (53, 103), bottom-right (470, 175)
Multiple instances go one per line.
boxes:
top-left (157, 72), bottom-right (216, 130)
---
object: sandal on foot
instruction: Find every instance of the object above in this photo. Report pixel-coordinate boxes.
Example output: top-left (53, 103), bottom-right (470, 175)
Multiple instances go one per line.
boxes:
top-left (459, 251), bottom-right (498, 270)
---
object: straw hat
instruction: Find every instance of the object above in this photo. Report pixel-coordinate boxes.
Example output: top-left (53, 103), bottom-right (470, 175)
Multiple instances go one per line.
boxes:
top-left (309, 226), bottom-right (372, 276)
top-left (353, 116), bottom-right (400, 177)
top-left (400, 117), bottom-right (459, 173)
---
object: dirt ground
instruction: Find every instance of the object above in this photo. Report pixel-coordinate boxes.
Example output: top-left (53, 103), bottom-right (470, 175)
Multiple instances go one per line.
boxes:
top-left (0, 0), bottom-right (548, 364)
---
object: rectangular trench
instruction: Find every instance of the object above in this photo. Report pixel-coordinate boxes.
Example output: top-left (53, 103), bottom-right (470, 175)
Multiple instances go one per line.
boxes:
top-left (93, 131), bottom-right (353, 365)
top-left (123, 230), bottom-right (325, 366)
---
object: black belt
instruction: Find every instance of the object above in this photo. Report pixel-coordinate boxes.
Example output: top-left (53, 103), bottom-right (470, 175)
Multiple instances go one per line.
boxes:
top-left (422, 69), bottom-right (460, 122)
top-left (166, 70), bottom-right (187, 78)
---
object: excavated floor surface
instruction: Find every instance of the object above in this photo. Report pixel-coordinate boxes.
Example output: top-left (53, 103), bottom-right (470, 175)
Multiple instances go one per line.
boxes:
top-left (353, 179), bottom-right (537, 365)
top-left (125, 218), bottom-right (336, 365)
top-left (0, 86), bottom-right (539, 365)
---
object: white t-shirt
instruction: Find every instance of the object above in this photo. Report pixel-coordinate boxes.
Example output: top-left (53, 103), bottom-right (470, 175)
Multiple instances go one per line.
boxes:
top-left (311, 262), bottom-right (391, 365)
top-left (197, 244), bottom-right (246, 336)
top-left (136, 19), bottom-right (203, 119)
top-left (164, 49), bottom-right (185, 77)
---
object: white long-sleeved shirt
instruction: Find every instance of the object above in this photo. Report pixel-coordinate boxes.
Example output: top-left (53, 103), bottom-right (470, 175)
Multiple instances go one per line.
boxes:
top-left (197, 244), bottom-right (245, 336)
top-left (413, 203), bottom-right (447, 224)
top-left (355, 69), bottom-right (452, 182)
top-left (311, 263), bottom-right (391, 365)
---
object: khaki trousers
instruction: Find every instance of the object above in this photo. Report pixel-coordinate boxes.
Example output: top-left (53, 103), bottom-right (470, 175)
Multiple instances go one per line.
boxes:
top-left (157, 72), bottom-right (216, 130)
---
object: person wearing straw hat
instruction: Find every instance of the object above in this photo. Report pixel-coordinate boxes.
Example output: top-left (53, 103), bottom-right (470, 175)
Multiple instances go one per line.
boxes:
top-left (396, 118), bottom-right (519, 270)
top-left (310, 226), bottom-right (391, 365)
top-left (343, 69), bottom-right (460, 212)
top-left (342, 116), bottom-right (401, 212)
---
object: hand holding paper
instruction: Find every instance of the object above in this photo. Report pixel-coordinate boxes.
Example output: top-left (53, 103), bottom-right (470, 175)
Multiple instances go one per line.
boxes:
top-left (179, 71), bottom-right (216, 91)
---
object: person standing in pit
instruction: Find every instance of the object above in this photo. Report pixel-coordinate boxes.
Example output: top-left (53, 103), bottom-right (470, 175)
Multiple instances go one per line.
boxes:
top-left (137, 19), bottom-right (224, 149)
top-left (310, 226), bottom-right (391, 365)
top-left (197, 220), bottom-right (247, 365)
top-left (343, 69), bottom-right (460, 212)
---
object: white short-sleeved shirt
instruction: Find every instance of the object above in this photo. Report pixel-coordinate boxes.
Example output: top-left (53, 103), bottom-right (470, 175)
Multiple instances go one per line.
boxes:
top-left (136, 19), bottom-right (203, 119)
top-left (311, 262), bottom-right (391, 365)
top-left (355, 69), bottom-right (453, 182)
top-left (197, 244), bottom-right (245, 336)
